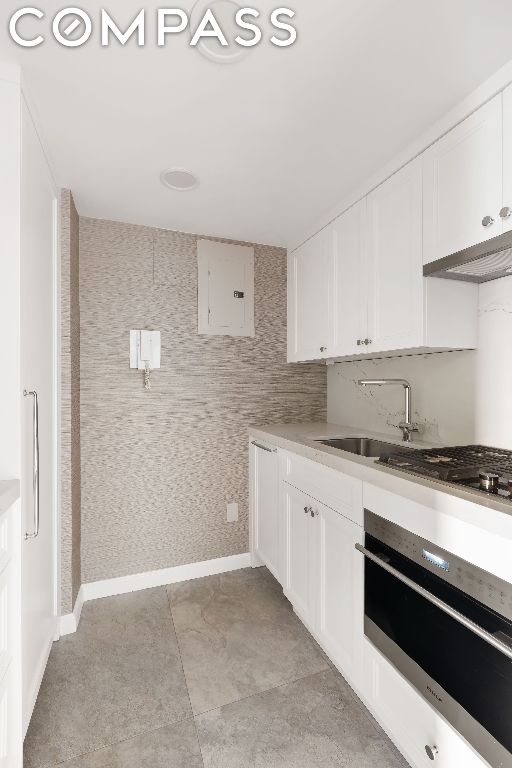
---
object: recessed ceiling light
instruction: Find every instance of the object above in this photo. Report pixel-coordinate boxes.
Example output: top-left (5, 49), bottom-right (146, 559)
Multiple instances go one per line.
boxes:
top-left (160, 169), bottom-right (199, 192)
top-left (190, 0), bottom-right (249, 65)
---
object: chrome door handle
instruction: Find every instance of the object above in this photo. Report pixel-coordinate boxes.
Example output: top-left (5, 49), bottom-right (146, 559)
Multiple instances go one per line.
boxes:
top-left (482, 215), bottom-right (495, 228)
top-left (500, 206), bottom-right (512, 220)
top-left (355, 543), bottom-right (512, 660)
top-left (24, 390), bottom-right (40, 540)
top-left (251, 441), bottom-right (277, 453)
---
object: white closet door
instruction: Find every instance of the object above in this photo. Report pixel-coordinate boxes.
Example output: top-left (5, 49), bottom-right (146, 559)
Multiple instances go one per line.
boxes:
top-left (21, 100), bottom-right (58, 735)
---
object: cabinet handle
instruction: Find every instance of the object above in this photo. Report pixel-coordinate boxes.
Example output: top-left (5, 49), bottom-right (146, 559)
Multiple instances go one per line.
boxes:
top-left (425, 746), bottom-right (439, 761)
top-left (251, 441), bottom-right (276, 453)
top-left (364, 339), bottom-right (372, 346)
top-left (310, 508), bottom-right (319, 518)
top-left (304, 506), bottom-right (310, 514)
top-left (482, 215), bottom-right (495, 228)
top-left (500, 206), bottom-right (512, 220)
top-left (356, 340), bottom-right (362, 346)
top-left (24, 390), bottom-right (40, 540)
top-left (320, 346), bottom-right (327, 352)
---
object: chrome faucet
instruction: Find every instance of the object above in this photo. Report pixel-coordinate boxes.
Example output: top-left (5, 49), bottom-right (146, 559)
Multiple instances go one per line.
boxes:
top-left (357, 379), bottom-right (420, 442)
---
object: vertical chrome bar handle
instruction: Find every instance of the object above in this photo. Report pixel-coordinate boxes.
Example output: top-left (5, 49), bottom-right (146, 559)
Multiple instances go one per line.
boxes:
top-left (23, 390), bottom-right (40, 540)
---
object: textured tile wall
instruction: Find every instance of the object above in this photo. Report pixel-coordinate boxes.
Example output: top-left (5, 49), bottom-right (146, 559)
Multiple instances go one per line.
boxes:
top-left (60, 190), bottom-right (81, 613)
top-left (79, 217), bottom-right (326, 583)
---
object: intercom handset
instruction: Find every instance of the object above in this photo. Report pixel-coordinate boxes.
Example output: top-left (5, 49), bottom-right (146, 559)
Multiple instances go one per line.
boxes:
top-left (130, 330), bottom-right (161, 390)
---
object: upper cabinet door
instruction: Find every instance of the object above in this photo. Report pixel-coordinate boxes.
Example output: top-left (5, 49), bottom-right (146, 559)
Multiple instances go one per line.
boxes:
top-left (287, 230), bottom-right (330, 362)
top-left (329, 200), bottom-right (367, 357)
top-left (501, 85), bottom-right (512, 233)
top-left (366, 158), bottom-right (424, 353)
top-left (423, 95), bottom-right (503, 264)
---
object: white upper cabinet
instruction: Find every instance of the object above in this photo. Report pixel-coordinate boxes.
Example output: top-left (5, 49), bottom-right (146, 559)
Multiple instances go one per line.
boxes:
top-left (501, 85), bottom-right (512, 233)
top-left (423, 95), bottom-right (503, 264)
top-left (288, 229), bottom-right (330, 361)
top-left (366, 158), bottom-right (424, 353)
top-left (329, 200), bottom-right (367, 357)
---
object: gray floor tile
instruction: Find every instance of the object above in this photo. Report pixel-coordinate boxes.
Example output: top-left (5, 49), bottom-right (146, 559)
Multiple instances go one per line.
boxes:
top-left (58, 720), bottom-right (203, 768)
top-left (24, 588), bottom-right (191, 768)
top-left (167, 567), bottom-right (330, 715)
top-left (195, 668), bottom-right (409, 768)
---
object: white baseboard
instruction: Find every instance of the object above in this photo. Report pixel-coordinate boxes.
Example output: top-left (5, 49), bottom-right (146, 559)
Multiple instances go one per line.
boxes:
top-left (60, 553), bottom-right (251, 634)
top-left (59, 585), bottom-right (85, 636)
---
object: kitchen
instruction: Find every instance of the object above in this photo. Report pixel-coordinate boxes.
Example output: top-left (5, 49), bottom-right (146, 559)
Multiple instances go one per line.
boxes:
top-left (1, 2), bottom-right (512, 767)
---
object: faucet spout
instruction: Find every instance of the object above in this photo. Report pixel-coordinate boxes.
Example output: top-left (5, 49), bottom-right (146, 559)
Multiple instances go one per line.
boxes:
top-left (357, 379), bottom-right (419, 442)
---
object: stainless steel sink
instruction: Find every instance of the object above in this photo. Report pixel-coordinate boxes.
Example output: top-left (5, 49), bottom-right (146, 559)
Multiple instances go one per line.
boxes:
top-left (316, 437), bottom-right (412, 458)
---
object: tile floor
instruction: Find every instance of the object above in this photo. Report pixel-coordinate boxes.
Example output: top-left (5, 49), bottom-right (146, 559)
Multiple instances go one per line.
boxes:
top-left (25, 567), bottom-right (409, 768)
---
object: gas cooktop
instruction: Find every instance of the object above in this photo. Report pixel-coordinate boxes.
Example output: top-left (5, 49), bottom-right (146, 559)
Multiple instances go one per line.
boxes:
top-left (378, 444), bottom-right (512, 500)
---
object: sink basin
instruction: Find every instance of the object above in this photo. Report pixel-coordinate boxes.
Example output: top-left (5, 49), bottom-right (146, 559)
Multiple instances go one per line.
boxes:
top-left (316, 437), bottom-right (412, 458)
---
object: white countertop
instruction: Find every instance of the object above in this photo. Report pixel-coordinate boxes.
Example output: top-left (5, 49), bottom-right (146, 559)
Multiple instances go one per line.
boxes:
top-left (0, 479), bottom-right (20, 516)
top-left (249, 422), bottom-right (512, 539)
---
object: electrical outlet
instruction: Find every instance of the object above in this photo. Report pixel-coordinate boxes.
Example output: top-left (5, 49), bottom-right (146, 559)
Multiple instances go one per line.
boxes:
top-left (226, 503), bottom-right (238, 523)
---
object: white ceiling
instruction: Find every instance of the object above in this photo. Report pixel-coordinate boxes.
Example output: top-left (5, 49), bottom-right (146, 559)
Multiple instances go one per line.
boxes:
top-left (3, 0), bottom-right (512, 247)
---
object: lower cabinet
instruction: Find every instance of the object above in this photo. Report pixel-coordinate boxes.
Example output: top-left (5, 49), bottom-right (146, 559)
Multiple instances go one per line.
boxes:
top-left (361, 638), bottom-right (488, 768)
top-left (282, 481), bottom-right (363, 686)
top-left (250, 439), bottom-right (280, 581)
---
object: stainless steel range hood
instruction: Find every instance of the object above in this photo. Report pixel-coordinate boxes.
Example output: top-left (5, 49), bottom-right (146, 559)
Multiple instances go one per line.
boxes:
top-left (423, 229), bottom-right (512, 283)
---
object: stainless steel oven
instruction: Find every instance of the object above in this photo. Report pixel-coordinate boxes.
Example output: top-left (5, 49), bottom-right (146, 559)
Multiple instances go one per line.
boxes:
top-left (357, 510), bottom-right (512, 767)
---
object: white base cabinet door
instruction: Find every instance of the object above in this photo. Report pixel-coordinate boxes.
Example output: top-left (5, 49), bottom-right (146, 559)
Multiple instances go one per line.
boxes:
top-left (250, 440), bottom-right (280, 581)
top-left (317, 503), bottom-right (363, 684)
top-left (283, 483), bottom-right (318, 627)
top-left (282, 480), bottom-right (363, 687)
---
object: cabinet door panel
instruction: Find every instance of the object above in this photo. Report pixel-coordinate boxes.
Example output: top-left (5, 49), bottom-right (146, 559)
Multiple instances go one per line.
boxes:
top-left (502, 85), bottom-right (512, 233)
top-left (367, 159), bottom-right (424, 352)
top-left (283, 484), bottom-right (315, 626)
top-left (288, 230), bottom-right (329, 361)
top-left (423, 95), bottom-right (503, 263)
top-left (318, 503), bottom-right (362, 682)
top-left (330, 200), bottom-right (367, 356)
top-left (252, 444), bottom-right (280, 582)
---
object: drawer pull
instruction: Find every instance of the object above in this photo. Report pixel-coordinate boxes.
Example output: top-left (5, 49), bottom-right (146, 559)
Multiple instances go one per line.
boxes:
top-left (425, 745), bottom-right (439, 761)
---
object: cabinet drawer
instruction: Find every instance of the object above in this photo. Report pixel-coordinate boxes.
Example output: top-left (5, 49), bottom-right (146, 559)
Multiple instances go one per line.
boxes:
top-left (280, 451), bottom-right (363, 525)
top-left (362, 638), bottom-right (488, 768)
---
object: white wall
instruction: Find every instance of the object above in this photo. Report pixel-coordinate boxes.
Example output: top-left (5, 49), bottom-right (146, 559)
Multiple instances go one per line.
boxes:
top-left (475, 276), bottom-right (512, 449)
top-left (328, 278), bottom-right (512, 448)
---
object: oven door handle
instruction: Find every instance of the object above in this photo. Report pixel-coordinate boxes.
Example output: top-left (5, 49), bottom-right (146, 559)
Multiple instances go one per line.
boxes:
top-left (355, 543), bottom-right (512, 661)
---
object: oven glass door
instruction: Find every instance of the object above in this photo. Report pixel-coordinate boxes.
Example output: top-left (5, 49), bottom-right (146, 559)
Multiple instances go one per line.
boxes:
top-left (364, 532), bottom-right (512, 758)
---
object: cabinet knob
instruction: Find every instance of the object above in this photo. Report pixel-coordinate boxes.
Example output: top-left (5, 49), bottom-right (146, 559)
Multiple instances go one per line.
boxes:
top-left (320, 346), bottom-right (327, 353)
top-left (356, 340), bottom-right (362, 346)
top-left (500, 206), bottom-right (512, 220)
top-left (310, 509), bottom-right (319, 518)
top-left (424, 745), bottom-right (439, 761)
top-left (304, 506), bottom-right (313, 515)
top-left (482, 215), bottom-right (495, 228)
top-left (364, 339), bottom-right (372, 346)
